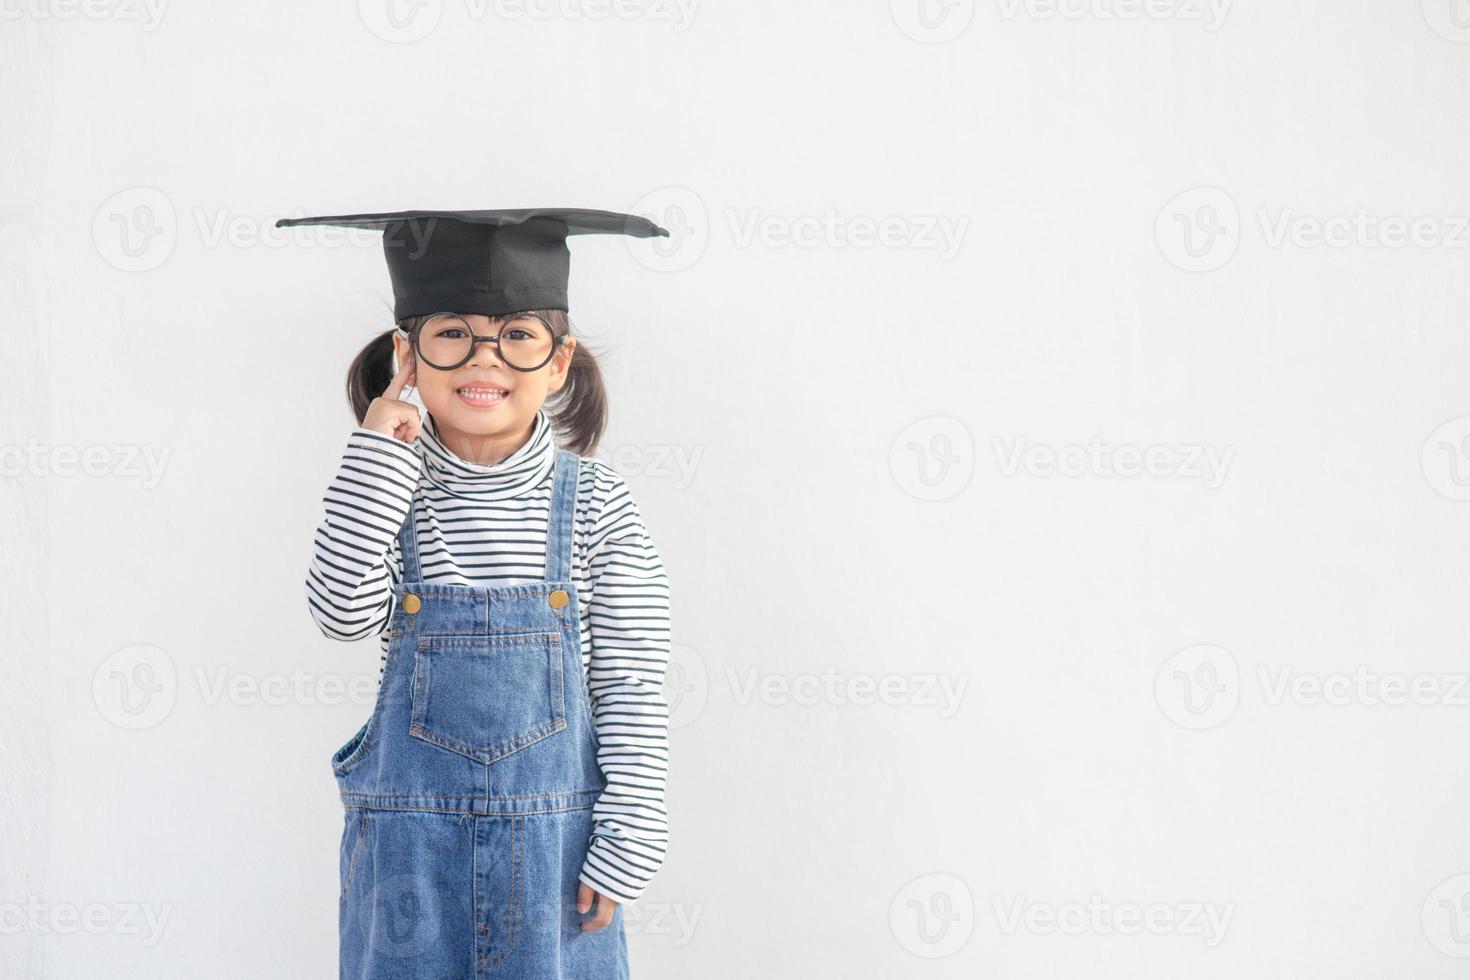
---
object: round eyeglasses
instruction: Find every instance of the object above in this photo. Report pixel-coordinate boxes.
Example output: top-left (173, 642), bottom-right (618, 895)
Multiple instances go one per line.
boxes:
top-left (412, 312), bottom-right (566, 372)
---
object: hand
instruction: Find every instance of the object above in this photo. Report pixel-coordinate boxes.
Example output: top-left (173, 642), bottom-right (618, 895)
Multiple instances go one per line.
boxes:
top-left (577, 881), bottom-right (620, 932)
top-left (361, 350), bottom-right (420, 443)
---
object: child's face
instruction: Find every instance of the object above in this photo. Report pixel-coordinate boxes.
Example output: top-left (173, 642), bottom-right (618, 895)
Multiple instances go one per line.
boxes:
top-left (392, 312), bottom-right (574, 445)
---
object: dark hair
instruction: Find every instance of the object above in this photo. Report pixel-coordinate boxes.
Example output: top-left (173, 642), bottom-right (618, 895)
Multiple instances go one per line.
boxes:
top-left (345, 309), bottom-right (609, 457)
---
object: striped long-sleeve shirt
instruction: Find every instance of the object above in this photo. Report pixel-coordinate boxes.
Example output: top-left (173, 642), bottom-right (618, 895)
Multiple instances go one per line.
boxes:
top-left (304, 406), bottom-right (671, 905)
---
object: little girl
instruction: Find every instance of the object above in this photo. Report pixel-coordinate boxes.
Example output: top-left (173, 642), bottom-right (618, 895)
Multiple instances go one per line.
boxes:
top-left (282, 208), bottom-right (673, 978)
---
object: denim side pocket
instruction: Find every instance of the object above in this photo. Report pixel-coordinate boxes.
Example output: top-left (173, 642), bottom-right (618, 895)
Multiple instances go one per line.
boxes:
top-left (339, 809), bottom-right (370, 906)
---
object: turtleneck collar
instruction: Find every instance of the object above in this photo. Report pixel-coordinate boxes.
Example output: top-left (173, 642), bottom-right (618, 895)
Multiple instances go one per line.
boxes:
top-left (417, 407), bottom-right (556, 501)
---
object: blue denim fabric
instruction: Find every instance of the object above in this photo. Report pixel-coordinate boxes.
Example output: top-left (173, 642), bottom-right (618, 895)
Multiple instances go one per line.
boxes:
top-left (332, 447), bottom-right (630, 979)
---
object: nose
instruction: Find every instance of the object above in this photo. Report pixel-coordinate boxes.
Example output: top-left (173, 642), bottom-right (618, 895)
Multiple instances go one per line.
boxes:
top-left (466, 328), bottom-right (505, 369)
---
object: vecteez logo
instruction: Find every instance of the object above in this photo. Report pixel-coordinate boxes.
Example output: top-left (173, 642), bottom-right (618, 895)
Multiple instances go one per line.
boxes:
top-left (1158, 185), bottom-right (1470, 272)
top-left (996, 0), bottom-right (1231, 30)
top-left (0, 0), bottom-right (168, 29)
top-left (358, 0), bottom-right (699, 42)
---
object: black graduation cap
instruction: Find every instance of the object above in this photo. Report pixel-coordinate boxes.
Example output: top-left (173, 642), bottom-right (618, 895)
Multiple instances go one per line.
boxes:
top-left (275, 208), bottom-right (670, 320)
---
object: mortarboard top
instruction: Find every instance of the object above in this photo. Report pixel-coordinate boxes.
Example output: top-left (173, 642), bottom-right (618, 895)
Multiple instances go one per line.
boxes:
top-left (275, 207), bottom-right (669, 320)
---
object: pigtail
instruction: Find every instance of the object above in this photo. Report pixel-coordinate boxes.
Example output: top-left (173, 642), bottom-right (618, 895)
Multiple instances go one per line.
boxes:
top-left (543, 309), bottom-right (609, 458)
top-left (346, 328), bottom-right (398, 424)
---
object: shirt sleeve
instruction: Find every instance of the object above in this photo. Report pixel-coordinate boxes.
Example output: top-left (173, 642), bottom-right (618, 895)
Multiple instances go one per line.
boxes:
top-left (305, 427), bottom-right (420, 642)
top-left (577, 468), bottom-right (673, 905)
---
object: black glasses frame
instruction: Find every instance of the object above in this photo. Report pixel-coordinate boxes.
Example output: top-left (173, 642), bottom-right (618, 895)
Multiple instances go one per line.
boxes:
top-left (411, 311), bottom-right (567, 372)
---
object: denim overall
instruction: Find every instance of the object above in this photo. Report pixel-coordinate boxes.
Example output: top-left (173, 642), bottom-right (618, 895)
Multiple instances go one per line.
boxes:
top-left (332, 446), bottom-right (629, 979)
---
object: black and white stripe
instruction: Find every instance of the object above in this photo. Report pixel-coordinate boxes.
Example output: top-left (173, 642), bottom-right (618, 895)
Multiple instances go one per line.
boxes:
top-left (304, 408), bottom-right (671, 905)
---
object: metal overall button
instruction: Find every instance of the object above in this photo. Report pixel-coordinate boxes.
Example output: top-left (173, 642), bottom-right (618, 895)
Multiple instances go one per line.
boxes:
top-left (547, 589), bottom-right (569, 609)
top-left (402, 593), bottom-right (421, 614)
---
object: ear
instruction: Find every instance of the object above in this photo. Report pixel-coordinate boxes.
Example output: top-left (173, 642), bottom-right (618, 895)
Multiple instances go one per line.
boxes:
top-left (547, 336), bottom-right (576, 393)
top-left (392, 328), bottom-right (413, 370)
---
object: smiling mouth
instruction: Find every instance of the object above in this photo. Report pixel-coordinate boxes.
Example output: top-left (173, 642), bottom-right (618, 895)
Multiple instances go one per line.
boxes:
top-left (456, 386), bottom-right (510, 406)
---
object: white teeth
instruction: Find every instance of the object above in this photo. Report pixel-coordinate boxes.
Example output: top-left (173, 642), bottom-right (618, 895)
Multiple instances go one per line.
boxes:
top-left (458, 387), bottom-right (507, 400)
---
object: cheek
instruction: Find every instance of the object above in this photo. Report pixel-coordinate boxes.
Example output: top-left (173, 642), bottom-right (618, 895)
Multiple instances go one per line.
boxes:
top-left (417, 373), bottom-right (458, 405)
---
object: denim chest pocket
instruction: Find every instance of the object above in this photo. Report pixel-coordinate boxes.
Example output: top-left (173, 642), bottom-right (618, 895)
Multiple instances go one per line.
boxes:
top-left (408, 631), bottom-right (567, 765)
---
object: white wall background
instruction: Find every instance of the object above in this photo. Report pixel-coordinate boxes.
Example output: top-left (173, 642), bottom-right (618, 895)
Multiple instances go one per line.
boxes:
top-left (4, 1), bottom-right (1470, 976)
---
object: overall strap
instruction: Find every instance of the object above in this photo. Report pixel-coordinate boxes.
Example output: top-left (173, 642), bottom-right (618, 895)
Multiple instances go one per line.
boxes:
top-left (393, 440), bottom-right (429, 587)
top-left (543, 447), bottom-right (579, 582)
top-left (397, 496), bottom-right (422, 584)
top-left (396, 447), bottom-right (426, 584)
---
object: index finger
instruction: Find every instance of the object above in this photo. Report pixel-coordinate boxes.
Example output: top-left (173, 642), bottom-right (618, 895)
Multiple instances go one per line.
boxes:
top-left (382, 346), bottom-right (415, 401)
